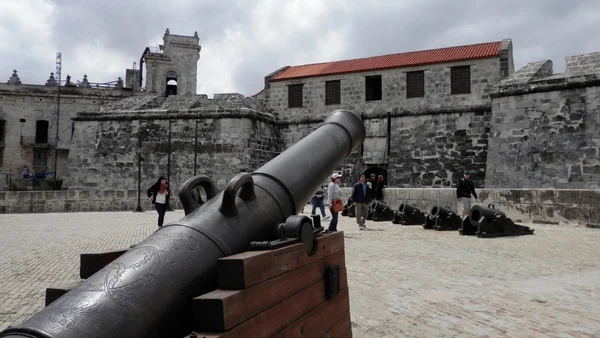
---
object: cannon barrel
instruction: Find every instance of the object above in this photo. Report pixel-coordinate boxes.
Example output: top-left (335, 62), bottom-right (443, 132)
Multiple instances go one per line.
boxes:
top-left (469, 204), bottom-right (506, 226)
top-left (0, 109), bottom-right (366, 338)
top-left (429, 205), bottom-right (453, 218)
top-left (398, 203), bottom-right (415, 214)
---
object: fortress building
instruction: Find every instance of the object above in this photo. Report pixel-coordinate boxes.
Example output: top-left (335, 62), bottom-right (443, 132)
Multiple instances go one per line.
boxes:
top-left (1, 29), bottom-right (599, 198)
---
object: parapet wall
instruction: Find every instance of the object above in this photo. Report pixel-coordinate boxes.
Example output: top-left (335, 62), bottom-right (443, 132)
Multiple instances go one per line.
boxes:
top-left (340, 188), bottom-right (600, 228)
top-left (2, 188), bottom-right (598, 228)
top-left (486, 52), bottom-right (600, 189)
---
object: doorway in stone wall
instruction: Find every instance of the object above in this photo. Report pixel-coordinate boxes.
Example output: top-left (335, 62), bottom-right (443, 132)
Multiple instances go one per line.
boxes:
top-left (166, 70), bottom-right (177, 96)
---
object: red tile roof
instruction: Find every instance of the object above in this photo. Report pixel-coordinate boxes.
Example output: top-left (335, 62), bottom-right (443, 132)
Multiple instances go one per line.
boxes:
top-left (269, 41), bottom-right (502, 82)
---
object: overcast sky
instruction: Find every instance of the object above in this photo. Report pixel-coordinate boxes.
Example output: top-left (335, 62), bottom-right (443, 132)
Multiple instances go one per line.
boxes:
top-left (1, 0), bottom-right (599, 97)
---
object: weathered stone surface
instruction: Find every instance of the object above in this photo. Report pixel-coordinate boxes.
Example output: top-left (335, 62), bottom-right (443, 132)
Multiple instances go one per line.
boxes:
top-left (64, 94), bottom-right (279, 194)
top-left (487, 56), bottom-right (600, 188)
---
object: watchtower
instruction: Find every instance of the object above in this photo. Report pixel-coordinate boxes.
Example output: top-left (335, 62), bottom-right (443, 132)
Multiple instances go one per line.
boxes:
top-left (143, 29), bottom-right (201, 96)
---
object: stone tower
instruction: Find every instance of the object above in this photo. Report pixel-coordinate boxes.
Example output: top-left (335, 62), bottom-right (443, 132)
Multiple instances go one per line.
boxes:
top-left (143, 29), bottom-right (201, 96)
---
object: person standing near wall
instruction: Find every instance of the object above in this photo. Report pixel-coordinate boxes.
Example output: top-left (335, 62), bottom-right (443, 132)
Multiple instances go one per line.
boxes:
top-left (147, 176), bottom-right (170, 227)
top-left (373, 174), bottom-right (386, 201)
top-left (351, 174), bottom-right (373, 230)
top-left (456, 171), bottom-right (477, 217)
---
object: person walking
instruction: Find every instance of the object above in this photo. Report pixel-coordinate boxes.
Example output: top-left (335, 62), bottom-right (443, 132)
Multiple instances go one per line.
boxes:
top-left (351, 174), bottom-right (372, 230)
top-left (147, 176), bottom-right (170, 227)
top-left (325, 173), bottom-right (343, 232)
top-left (456, 171), bottom-right (478, 217)
top-left (311, 184), bottom-right (330, 220)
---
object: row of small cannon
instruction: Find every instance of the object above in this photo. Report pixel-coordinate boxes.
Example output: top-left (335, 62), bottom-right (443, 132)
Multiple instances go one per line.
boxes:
top-left (342, 199), bottom-right (535, 238)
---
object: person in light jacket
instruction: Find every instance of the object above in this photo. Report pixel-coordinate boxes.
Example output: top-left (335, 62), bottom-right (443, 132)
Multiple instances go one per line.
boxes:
top-left (326, 173), bottom-right (343, 232)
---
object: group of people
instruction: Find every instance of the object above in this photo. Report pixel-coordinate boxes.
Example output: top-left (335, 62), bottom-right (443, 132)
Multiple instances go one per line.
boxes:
top-left (311, 172), bottom-right (386, 232)
top-left (145, 170), bottom-right (477, 230)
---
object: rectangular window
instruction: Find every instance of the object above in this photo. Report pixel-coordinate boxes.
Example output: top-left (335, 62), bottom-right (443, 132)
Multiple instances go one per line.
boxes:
top-left (0, 120), bottom-right (5, 144)
top-left (365, 75), bottom-right (382, 101)
top-left (325, 80), bottom-right (341, 105)
top-left (406, 71), bottom-right (425, 98)
top-left (288, 84), bottom-right (304, 108)
top-left (451, 66), bottom-right (471, 95)
top-left (35, 120), bottom-right (50, 143)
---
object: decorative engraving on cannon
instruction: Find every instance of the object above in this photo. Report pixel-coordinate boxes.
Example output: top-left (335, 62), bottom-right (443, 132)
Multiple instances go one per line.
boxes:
top-left (460, 204), bottom-right (535, 238)
top-left (424, 205), bottom-right (462, 231)
top-left (0, 109), bottom-right (365, 338)
top-left (391, 203), bottom-right (428, 225)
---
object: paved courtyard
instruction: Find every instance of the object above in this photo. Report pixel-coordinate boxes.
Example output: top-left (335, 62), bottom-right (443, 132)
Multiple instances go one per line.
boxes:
top-left (1, 207), bottom-right (600, 337)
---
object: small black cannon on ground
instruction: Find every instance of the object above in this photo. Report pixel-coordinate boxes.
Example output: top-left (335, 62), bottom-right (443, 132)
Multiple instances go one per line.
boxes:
top-left (341, 197), bottom-right (355, 217)
top-left (460, 204), bottom-right (535, 238)
top-left (369, 200), bottom-right (395, 222)
top-left (423, 205), bottom-right (462, 231)
top-left (392, 203), bottom-right (428, 225)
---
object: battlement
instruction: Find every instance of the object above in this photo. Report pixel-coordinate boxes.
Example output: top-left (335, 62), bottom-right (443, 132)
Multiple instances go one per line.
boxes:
top-left (491, 52), bottom-right (600, 97)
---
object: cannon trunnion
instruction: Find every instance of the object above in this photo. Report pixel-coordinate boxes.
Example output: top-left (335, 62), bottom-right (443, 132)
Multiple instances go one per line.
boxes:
top-left (460, 204), bottom-right (535, 238)
top-left (0, 109), bottom-right (365, 338)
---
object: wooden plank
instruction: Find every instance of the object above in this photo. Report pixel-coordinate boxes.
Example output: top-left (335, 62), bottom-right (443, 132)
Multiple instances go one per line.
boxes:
top-left (217, 231), bottom-right (345, 289)
top-left (271, 288), bottom-right (351, 338)
top-left (80, 249), bottom-right (128, 279)
top-left (320, 314), bottom-right (352, 338)
top-left (193, 251), bottom-right (346, 332)
top-left (45, 282), bottom-right (82, 307)
top-left (195, 275), bottom-right (348, 337)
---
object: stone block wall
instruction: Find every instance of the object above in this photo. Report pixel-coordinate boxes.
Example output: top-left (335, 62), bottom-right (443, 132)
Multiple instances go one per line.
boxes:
top-left (0, 189), bottom-right (183, 214)
top-left (262, 56), bottom-right (507, 123)
top-left (0, 82), bottom-right (135, 178)
top-left (486, 53), bottom-right (600, 188)
top-left (340, 188), bottom-right (600, 227)
top-left (64, 94), bottom-right (280, 195)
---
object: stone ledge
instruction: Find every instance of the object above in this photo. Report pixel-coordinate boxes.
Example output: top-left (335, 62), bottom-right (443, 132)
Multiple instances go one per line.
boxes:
top-left (0, 189), bottom-right (183, 214)
top-left (340, 188), bottom-right (600, 227)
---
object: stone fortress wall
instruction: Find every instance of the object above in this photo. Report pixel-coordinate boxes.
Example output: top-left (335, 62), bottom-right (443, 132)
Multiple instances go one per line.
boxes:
top-left (1, 30), bottom-right (599, 223)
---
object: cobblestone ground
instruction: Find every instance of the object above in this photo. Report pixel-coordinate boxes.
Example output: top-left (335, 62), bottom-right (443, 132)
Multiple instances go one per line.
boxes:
top-left (1, 207), bottom-right (600, 337)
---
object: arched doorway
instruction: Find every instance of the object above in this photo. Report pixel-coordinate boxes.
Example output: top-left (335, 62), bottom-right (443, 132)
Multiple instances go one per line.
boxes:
top-left (166, 71), bottom-right (177, 96)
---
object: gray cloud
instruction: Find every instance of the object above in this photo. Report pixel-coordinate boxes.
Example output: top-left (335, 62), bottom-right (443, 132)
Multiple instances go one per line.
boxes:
top-left (2, 0), bottom-right (599, 96)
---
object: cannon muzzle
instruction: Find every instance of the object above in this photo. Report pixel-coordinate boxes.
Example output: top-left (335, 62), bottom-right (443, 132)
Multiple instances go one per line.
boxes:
top-left (469, 204), bottom-right (506, 225)
top-left (0, 109), bottom-right (366, 338)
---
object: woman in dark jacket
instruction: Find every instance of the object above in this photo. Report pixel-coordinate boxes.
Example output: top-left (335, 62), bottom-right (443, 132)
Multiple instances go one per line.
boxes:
top-left (374, 175), bottom-right (386, 201)
top-left (147, 176), bottom-right (170, 227)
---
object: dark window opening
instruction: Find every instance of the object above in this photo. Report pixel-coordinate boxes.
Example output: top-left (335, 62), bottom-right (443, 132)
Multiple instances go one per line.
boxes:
top-left (365, 75), bottom-right (382, 101)
top-left (451, 66), bottom-right (471, 95)
top-left (71, 122), bottom-right (75, 140)
top-left (325, 80), bottom-right (341, 105)
top-left (406, 71), bottom-right (425, 98)
top-left (288, 84), bottom-right (304, 108)
top-left (166, 70), bottom-right (177, 96)
top-left (35, 120), bottom-right (49, 144)
top-left (0, 120), bottom-right (5, 143)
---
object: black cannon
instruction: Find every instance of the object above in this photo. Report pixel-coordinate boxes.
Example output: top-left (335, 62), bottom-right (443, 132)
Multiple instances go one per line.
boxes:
top-left (425, 205), bottom-right (462, 231)
top-left (0, 109), bottom-right (366, 338)
top-left (369, 200), bottom-right (395, 222)
top-left (392, 203), bottom-right (428, 225)
top-left (460, 204), bottom-right (535, 238)
top-left (341, 197), bottom-right (355, 217)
